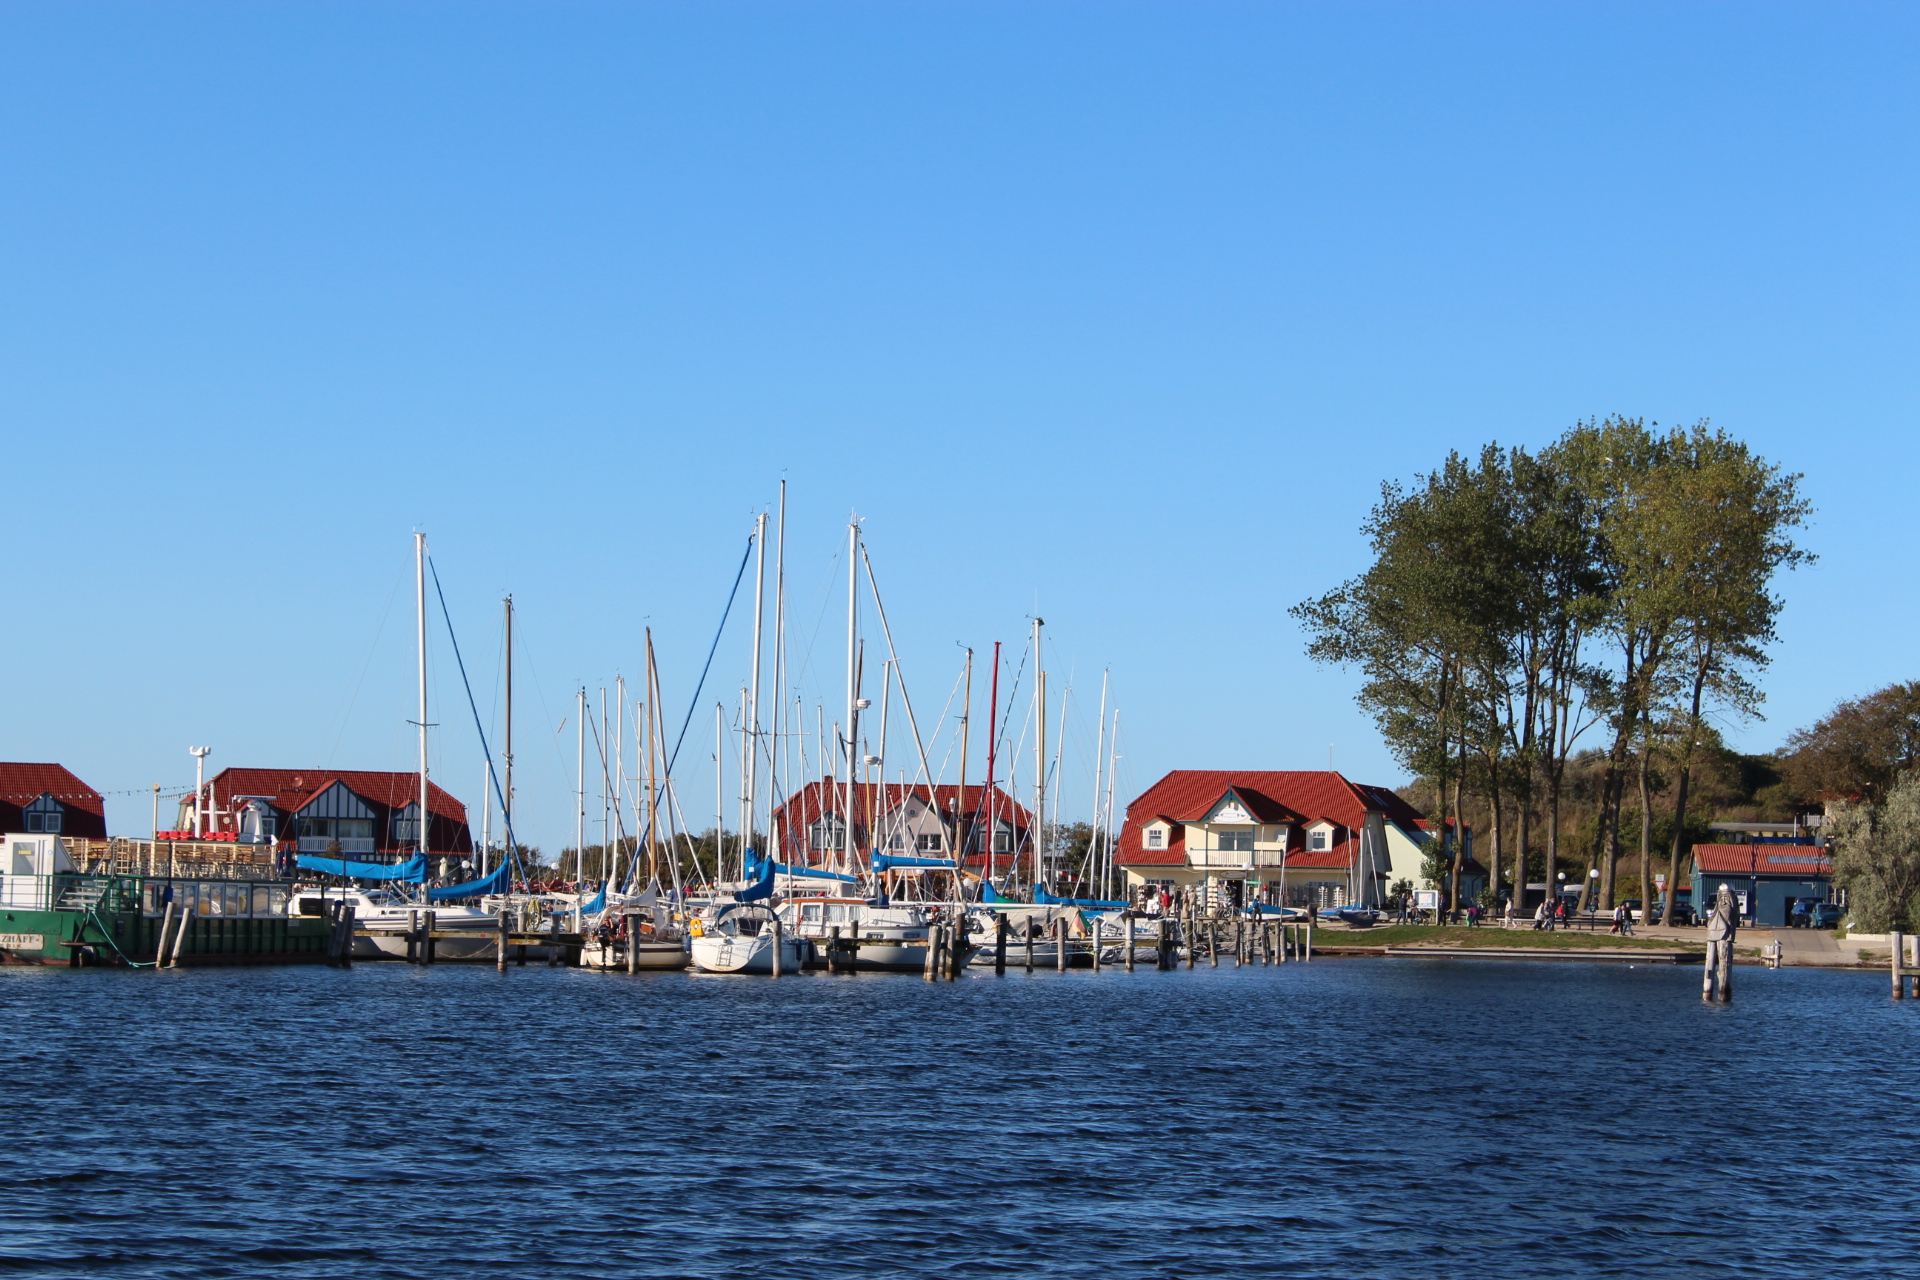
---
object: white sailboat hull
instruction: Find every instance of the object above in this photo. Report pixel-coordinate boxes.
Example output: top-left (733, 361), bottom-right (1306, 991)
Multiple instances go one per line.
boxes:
top-left (689, 931), bottom-right (808, 974)
top-left (579, 938), bottom-right (690, 970)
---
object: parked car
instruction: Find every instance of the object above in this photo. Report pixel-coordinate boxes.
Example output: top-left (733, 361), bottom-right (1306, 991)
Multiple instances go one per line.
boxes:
top-left (1619, 898), bottom-right (1643, 922)
top-left (1792, 900), bottom-right (1844, 929)
top-left (1649, 898), bottom-right (1697, 926)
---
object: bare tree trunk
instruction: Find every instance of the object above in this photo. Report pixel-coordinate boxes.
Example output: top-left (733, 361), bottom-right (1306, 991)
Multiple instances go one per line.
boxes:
top-left (1661, 664), bottom-right (1709, 927)
top-left (1449, 703), bottom-right (1466, 921)
top-left (1637, 734), bottom-right (1655, 920)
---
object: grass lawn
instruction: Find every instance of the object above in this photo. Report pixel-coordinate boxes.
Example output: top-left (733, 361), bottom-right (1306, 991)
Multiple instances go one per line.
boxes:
top-left (1322, 925), bottom-right (1705, 951)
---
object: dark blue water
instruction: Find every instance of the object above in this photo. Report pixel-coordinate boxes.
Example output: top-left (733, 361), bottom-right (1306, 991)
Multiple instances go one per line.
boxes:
top-left (1, 958), bottom-right (1913, 1278)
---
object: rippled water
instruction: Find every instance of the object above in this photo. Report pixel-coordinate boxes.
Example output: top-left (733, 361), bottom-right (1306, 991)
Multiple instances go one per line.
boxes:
top-left (1, 957), bottom-right (1913, 1278)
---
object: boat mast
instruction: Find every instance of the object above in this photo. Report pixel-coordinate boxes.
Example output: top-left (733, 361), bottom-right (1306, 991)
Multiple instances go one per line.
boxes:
top-left (1103, 709), bottom-right (1120, 900)
top-left (771, 482), bottom-right (786, 871)
top-left (1032, 617), bottom-right (1045, 895)
top-left (714, 701), bottom-right (725, 882)
top-left (575, 686), bottom-right (586, 882)
top-left (983, 640), bottom-right (1000, 888)
top-left (1098, 671), bottom-right (1113, 901)
top-left (644, 629), bottom-right (661, 886)
top-left (602, 686), bottom-right (613, 889)
top-left (503, 594), bottom-right (513, 870)
top-left (481, 759), bottom-right (491, 876)
top-left (842, 518), bottom-right (859, 882)
top-left (956, 646), bottom-right (971, 893)
top-left (745, 511), bottom-right (767, 867)
top-left (415, 531), bottom-right (431, 885)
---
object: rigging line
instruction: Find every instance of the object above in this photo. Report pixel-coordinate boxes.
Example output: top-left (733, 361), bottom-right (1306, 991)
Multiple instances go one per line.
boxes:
top-left (860, 546), bottom-right (935, 794)
top-left (665, 533), bottom-right (755, 778)
top-left (426, 555), bottom-right (524, 881)
top-left (322, 561), bottom-right (407, 768)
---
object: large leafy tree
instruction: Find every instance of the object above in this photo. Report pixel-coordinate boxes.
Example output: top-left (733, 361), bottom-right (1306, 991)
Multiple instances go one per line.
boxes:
top-left (1781, 682), bottom-right (1920, 801)
top-left (1827, 775), bottom-right (1920, 933)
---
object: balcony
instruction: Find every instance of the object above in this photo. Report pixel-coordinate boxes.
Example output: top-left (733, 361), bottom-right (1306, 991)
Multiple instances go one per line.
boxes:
top-left (1188, 845), bottom-right (1290, 871)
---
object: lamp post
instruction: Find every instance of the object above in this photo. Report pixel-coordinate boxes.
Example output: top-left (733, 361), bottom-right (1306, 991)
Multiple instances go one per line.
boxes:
top-left (1588, 866), bottom-right (1601, 913)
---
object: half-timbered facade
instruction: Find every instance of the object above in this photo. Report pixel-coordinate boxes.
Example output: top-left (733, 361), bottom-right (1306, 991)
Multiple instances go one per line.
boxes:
top-left (0, 763), bottom-right (107, 839)
top-left (178, 768), bottom-right (472, 867)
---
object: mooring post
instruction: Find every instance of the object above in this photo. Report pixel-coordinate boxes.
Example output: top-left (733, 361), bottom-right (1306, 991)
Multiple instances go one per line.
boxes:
top-left (340, 904), bottom-right (356, 968)
top-left (1091, 917), bottom-right (1102, 971)
top-left (407, 909), bottom-right (419, 964)
top-left (771, 917), bottom-right (784, 978)
top-left (950, 919), bottom-right (965, 979)
top-left (424, 910), bottom-right (437, 966)
top-left (1304, 915), bottom-right (1313, 962)
top-left (923, 921), bottom-right (940, 981)
top-left (547, 910), bottom-right (561, 968)
top-left (1025, 920), bottom-right (1035, 974)
top-left (994, 913), bottom-right (1008, 975)
top-left (1055, 918), bottom-right (1067, 972)
top-left (154, 900), bottom-right (175, 969)
top-left (626, 911), bottom-right (639, 975)
top-left (497, 908), bottom-right (509, 973)
top-left (1123, 911), bottom-right (1135, 972)
top-left (1185, 899), bottom-right (1197, 969)
top-left (1893, 930), bottom-right (1906, 999)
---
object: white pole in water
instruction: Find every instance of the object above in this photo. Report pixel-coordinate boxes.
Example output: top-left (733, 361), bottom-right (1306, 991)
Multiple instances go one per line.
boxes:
top-left (843, 518), bottom-right (860, 882)
top-left (575, 686), bottom-right (586, 882)
top-left (771, 483), bottom-right (787, 870)
top-left (746, 511), bottom-right (768, 862)
top-left (415, 533), bottom-right (431, 884)
top-left (188, 746), bottom-right (211, 837)
top-left (481, 759), bottom-right (491, 875)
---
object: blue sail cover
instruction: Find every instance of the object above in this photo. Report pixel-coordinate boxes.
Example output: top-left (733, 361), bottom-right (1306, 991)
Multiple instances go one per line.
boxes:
top-left (734, 851), bottom-right (776, 901)
top-left (745, 851), bottom-right (861, 884)
top-left (981, 881), bottom-right (1010, 904)
top-left (578, 881), bottom-right (607, 915)
top-left (872, 851), bottom-right (959, 872)
top-left (426, 858), bottom-right (512, 901)
top-left (296, 853), bottom-right (427, 881)
top-left (1033, 883), bottom-right (1127, 910)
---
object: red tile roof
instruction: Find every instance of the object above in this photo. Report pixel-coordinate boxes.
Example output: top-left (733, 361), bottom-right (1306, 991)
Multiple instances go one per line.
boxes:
top-left (193, 767), bottom-right (472, 855)
top-left (1117, 770), bottom-right (1429, 870)
top-left (771, 779), bottom-right (1029, 865)
top-left (1692, 843), bottom-right (1831, 875)
top-left (0, 762), bottom-right (107, 838)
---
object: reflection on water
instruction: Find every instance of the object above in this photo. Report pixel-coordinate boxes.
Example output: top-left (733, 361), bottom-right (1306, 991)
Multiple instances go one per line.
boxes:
top-left (2, 959), bottom-right (1915, 1278)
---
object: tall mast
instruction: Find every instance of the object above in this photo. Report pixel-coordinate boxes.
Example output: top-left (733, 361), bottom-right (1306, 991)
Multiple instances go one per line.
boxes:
top-left (602, 686), bottom-right (613, 888)
top-left (575, 686), bottom-right (586, 881)
top-left (714, 701), bottom-right (725, 881)
top-left (502, 594), bottom-right (514, 858)
top-left (842, 518), bottom-right (860, 880)
top-left (983, 640), bottom-right (1001, 887)
top-left (771, 482), bottom-right (787, 865)
top-left (1032, 617), bottom-right (1045, 893)
top-left (1103, 709), bottom-right (1120, 899)
top-left (956, 647), bottom-right (972, 875)
top-left (1089, 669), bottom-right (1109, 898)
top-left (644, 629), bottom-right (661, 886)
top-left (481, 759), bottom-right (491, 875)
top-left (415, 532), bottom-right (431, 879)
top-left (743, 512), bottom-right (767, 863)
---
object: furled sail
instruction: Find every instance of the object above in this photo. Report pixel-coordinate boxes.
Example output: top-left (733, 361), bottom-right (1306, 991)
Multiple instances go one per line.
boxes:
top-left (296, 853), bottom-right (427, 881)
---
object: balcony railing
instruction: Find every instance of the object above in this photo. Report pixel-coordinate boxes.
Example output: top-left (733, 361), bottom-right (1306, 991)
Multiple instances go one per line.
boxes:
top-left (1188, 847), bottom-right (1291, 870)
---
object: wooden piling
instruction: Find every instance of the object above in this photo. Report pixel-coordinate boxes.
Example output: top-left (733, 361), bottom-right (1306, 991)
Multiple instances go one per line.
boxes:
top-left (1091, 917), bottom-right (1102, 971)
top-left (994, 913), bottom-right (1008, 975)
top-left (1055, 918), bottom-right (1067, 972)
top-left (1185, 901), bottom-right (1196, 969)
top-left (497, 908), bottom-right (510, 972)
top-left (950, 919), bottom-right (966, 980)
top-left (626, 911), bottom-right (639, 975)
top-left (424, 911), bottom-right (437, 966)
top-left (1893, 930), bottom-right (1905, 999)
top-left (155, 900), bottom-right (176, 968)
top-left (771, 917), bottom-right (784, 978)
top-left (547, 911), bottom-right (561, 967)
top-left (1123, 911), bottom-right (1135, 971)
top-left (1025, 920), bottom-right (1034, 974)
top-left (1303, 915), bottom-right (1313, 962)
top-left (924, 922), bottom-right (940, 981)
top-left (407, 909), bottom-right (419, 964)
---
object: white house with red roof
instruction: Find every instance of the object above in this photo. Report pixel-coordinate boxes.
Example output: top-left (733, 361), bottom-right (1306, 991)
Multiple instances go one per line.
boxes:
top-left (1116, 770), bottom-right (1472, 910)
top-left (177, 768), bottom-right (473, 868)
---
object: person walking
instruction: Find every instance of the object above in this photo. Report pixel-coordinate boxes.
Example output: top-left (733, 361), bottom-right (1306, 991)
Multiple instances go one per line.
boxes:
top-left (1621, 901), bottom-right (1635, 936)
top-left (1534, 899), bottom-right (1549, 931)
top-left (1609, 903), bottom-right (1625, 935)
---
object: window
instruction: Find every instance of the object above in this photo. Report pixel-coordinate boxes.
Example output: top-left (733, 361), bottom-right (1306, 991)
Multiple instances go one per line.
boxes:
top-left (391, 804), bottom-right (421, 844)
top-left (252, 885), bottom-right (274, 916)
top-left (224, 885), bottom-right (248, 916)
top-left (993, 824), bottom-right (1012, 853)
top-left (1146, 828), bottom-right (1165, 849)
top-left (810, 818), bottom-right (844, 850)
top-left (1308, 828), bottom-right (1329, 852)
top-left (917, 833), bottom-right (943, 852)
top-left (1218, 828), bottom-right (1254, 852)
top-left (24, 795), bottom-right (62, 834)
top-left (888, 833), bottom-right (905, 849)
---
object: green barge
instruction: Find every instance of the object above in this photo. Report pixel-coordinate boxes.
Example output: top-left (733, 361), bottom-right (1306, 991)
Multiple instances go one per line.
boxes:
top-left (2, 834), bottom-right (328, 966)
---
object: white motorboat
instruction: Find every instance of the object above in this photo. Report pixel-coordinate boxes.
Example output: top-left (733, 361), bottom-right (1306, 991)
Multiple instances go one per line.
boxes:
top-left (290, 886), bottom-right (502, 960)
top-left (780, 896), bottom-right (973, 972)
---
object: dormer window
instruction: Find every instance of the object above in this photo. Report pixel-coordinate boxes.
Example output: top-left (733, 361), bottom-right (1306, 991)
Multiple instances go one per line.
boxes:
top-left (1146, 827), bottom-right (1165, 849)
top-left (811, 817), bottom-right (845, 850)
top-left (24, 794), bottom-right (62, 834)
top-left (1308, 828), bottom-right (1330, 852)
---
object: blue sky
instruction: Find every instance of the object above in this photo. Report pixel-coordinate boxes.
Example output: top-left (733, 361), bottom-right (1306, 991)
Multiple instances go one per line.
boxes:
top-left (3, 2), bottom-right (1913, 852)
